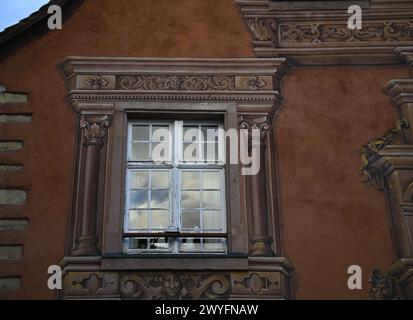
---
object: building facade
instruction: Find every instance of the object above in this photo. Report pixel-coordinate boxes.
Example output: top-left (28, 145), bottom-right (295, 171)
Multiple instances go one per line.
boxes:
top-left (0, 0), bottom-right (412, 299)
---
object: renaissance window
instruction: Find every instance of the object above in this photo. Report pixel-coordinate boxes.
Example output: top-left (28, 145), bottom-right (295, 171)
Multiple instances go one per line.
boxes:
top-left (123, 120), bottom-right (227, 254)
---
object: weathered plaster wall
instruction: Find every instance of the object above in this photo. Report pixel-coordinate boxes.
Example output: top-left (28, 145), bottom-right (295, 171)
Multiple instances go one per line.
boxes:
top-left (0, 0), bottom-right (409, 299)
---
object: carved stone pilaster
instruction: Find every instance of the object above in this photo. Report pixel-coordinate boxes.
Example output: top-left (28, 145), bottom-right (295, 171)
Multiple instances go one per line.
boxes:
top-left (363, 47), bottom-right (413, 299)
top-left (239, 116), bottom-right (274, 257)
top-left (73, 115), bottom-right (112, 257)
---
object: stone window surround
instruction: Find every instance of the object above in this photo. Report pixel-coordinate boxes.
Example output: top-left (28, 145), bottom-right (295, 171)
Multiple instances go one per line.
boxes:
top-left (58, 57), bottom-right (293, 300)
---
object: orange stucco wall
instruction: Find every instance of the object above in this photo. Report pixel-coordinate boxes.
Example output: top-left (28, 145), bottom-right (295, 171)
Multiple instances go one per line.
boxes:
top-left (0, 0), bottom-right (409, 299)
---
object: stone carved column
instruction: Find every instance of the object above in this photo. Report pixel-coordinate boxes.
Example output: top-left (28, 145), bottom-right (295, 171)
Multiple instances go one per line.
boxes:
top-left (240, 116), bottom-right (275, 257)
top-left (73, 115), bottom-right (111, 256)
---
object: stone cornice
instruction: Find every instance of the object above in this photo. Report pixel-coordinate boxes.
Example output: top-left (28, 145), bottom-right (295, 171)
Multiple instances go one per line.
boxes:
top-left (396, 47), bottom-right (413, 69)
top-left (236, 0), bottom-right (413, 65)
top-left (59, 57), bottom-right (288, 108)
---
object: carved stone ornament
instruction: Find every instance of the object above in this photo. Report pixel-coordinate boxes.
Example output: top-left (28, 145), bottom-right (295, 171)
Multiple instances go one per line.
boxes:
top-left (360, 119), bottom-right (409, 190)
top-left (84, 75), bottom-right (109, 90)
top-left (369, 269), bottom-right (402, 300)
top-left (80, 116), bottom-right (112, 146)
top-left (236, 0), bottom-right (413, 65)
top-left (117, 75), bottom-right (235, 91)
top-left (59, 57), bottom-right (287, 104)
top-left (239, 117), bottom-right (272, 146)
top-left (120, 273), bottom-right (230, 300)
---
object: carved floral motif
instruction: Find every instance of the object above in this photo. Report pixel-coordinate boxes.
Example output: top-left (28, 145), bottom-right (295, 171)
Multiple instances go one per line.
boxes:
top-left (84, 75), bottom-right (109, 90)
top-left (242, 76), bottom-right (267, 91)
top-left (119, 273), bottom-right (230, 300)
top-left (80, 116), bottom-right (112, 144)
top-left (116, 75), bottom-right (235, 91)
top-left (280, 21), bottom-right (413, 44)
top-left (247, 18), bottom-right (277, 43)
top-left (246, 18), bottom-right (413, 44)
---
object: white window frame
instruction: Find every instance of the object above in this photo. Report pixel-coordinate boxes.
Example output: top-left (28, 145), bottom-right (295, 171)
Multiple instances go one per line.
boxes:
top-left (124, 120), bottom-right (227, 254)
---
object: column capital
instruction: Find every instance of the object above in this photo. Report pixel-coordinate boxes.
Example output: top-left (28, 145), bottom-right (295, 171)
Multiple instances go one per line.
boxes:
top-left (80, 115), bottom-right (112, 147)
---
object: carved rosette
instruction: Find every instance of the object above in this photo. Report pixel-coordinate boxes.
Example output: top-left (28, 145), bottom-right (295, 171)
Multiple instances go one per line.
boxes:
top-left (84, 75), bottom-right (109, 90)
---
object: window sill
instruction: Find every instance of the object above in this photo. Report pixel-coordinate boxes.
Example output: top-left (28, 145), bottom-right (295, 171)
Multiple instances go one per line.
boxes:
top-left (101, 254), bottom-right (249, 270)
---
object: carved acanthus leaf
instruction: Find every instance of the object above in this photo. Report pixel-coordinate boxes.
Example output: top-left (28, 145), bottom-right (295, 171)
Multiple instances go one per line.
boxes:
top-left (80, 116), bottom-right (112, 143)
top-left (247, 18), bottom-right (277, 43)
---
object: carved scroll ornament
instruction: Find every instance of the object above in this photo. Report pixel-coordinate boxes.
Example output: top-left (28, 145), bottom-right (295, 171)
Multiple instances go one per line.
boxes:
top-left (119, 273), bottom-right (230, 300)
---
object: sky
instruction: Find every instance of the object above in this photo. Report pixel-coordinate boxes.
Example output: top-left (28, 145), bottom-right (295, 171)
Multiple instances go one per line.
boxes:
top-left (0, 0), bottom-right (50, 32)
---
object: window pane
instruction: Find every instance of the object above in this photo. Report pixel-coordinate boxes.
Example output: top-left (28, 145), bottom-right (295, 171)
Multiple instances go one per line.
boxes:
top-left (128, 238), bottom-right (148, 250)
top-left (152, 126), bottom-right (170, 142)
top-left (130, 190), bottom-right (149, 208)
top-left (181, 171), bottom-right (199, 189)
top-left (131, 142), bottom-right (150, 161)
top-left (151, 171), bottom-right (169, 189)
top-left (201, 126), bottom-right (219, 142)
top-left (202, 171), bottom-right (220, 189)
top-left (204, 238), bottom-right (227, 252)
top-left (130, 171), bottom-right (149, 189)
top-left (150, 210), bottom-right (170, 229)
top-left (151, 142), bottom-right (170, 162)
top-left (125, 238), bottom-right (171, 251)
top-left (151, 190), bottom-right (169, 209)
top-left (202, 191), bottom-right (221, 209)
top-left (132, 125), bottom-right (149, 141)
top-left (183, 126), bottom-right (199, 141)
top-left (203, 142), bottom-right (218, 162)
top-left (129, 210), bottom-right (148, 229)
top-left (149, 238), bottom-right (170, 250)
top-left (181, 191), bottom-right (200, 208)
top-left (179, 238), bottom-right (202, 252)
top-left (181, 210), bottom-right (201, 230)
top-left (183, 142), bottom-right (199, 161)
top-left (203, 210), bottom-right (221, 230)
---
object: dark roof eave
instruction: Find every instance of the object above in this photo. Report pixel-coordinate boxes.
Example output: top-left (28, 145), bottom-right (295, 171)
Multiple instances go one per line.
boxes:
top-left (0, 0), bottom-right (83, 62)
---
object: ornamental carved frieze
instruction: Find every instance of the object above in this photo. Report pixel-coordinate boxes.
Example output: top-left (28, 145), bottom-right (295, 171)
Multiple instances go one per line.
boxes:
top-left (61, 269), bottom-right (291, 299)
top-left (119, 273), bottom-right (230, 300)
top-left (237, 0), bottom-right (413, 64)
top-left (116, 75), bottom-right (235, 91)
top-left (280, 21), bottom-right (413, 44)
